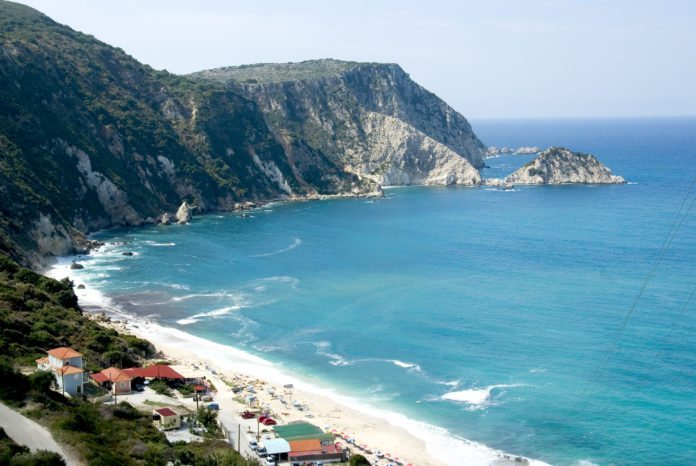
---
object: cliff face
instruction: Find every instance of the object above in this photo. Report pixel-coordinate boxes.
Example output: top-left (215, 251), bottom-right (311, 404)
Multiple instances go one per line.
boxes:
top-left (190, 60), bottom-right (486, 186)
top-left (0, 4), bottom-right (369, 266)
top-left (503, 147), bottom-right (626, 185)
top-left (0, 3), bottom-right (486, 267)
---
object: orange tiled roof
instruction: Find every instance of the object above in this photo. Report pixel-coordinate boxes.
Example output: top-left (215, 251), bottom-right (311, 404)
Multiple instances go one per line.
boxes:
top-left (47, 347), bottom-right (82, 359)
top-left (100, 367), bottom-right (132, 383)
top-left (289, 439), bottom-right (322, 453)
top-left (54, 365), bottom-right (83, 375)
top-left (35, 357), bottom-right (48, 365)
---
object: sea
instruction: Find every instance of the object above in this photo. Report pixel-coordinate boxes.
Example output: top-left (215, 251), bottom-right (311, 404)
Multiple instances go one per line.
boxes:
top-left (49, 117), bottom-right (696, 466)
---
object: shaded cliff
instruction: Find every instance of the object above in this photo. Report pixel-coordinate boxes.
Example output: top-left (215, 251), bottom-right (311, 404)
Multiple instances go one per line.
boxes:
top-left (0, 3), bottom-right (373, 266)
top-left (0, 2), bottom-right (486, 267)
top-left (190, 60), bottom-right (486, 186)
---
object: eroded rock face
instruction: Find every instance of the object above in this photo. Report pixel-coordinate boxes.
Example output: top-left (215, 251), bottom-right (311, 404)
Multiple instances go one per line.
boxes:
top-left (194, 59), bottom-right (487, 186)
top-left (504, 147), bottom-right (625, 185)
top-left (175, 202), bottom-right (192, 224)
top-left (349, 112), bottom-right (481, 186)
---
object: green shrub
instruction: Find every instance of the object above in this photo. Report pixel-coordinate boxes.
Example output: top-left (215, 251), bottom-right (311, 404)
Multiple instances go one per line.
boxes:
top-left (350, 454), bottom-right (371, 465)
top-left (0, 357), bottom-right (29, 403)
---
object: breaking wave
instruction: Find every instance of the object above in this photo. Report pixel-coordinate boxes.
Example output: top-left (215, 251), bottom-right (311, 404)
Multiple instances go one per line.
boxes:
top-left (251, 238), bottom-right (302, 257)
top-left (442, 384), bottom-right (525, 410)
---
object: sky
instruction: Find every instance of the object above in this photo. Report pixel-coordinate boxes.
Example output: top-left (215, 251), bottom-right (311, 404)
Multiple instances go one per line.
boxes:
top-left (16, 0), bottom-right (696, 119)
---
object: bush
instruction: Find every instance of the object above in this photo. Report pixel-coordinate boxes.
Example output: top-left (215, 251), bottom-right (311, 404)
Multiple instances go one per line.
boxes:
top-left (9, 450), bottom-right (66, 466)
top-left (350, 454), bottom-right (371, 465)
top-left (148, 380), bottom-right (172, 396)
top-left (0, 357), bottom-right (29, 403)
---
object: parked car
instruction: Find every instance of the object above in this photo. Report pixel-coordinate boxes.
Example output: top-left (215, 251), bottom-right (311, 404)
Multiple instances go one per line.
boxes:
top-left (257, 447), bottom-right (267, 458)
top-left (241, 410), bottom-right (256, 419)
top-left (248, 440), bottom-right (258, 451)
top-left (265, 459), bottom-right (276, 466)
top-left (135, 384), bottom-right (145, 392)
top-left (200, 394), bottom-right (213, 402)
top-left (258, 415), bottom-right (268, 423)
top-left (206, 403), bottom-right (219, 411)
top-left (262, 418), bottom-right (277, 426)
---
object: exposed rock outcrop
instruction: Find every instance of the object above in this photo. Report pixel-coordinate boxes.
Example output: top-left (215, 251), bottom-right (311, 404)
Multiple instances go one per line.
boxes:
top-left (502, 147), bottom-right (625, 185)
top-left (0, 4), bottom-right (488, 267)
top-left (192, 59), bottom-right (487, 187)
top-left (486, 146), bottom-right (540, 157)
top-left (175, 202), bottom-right (192, 224)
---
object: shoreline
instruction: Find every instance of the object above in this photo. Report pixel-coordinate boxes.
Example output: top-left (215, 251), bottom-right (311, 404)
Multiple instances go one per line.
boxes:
top-left (46, 248), bottom-right (549, 466)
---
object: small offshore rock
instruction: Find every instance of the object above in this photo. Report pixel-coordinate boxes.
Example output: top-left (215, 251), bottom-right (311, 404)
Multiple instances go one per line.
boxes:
top-left (160, 213), bottom-right (171, 225)
top-left (504, 146), bottom-right (625, 185)
top-left (122, 251), bottom-right (134, 256)
top-left (70, 262), bottom-right (84, 270)
top-left (175, 201), bottom-right (192, 224)
top-left (76, 284), bottom-right (85, 289)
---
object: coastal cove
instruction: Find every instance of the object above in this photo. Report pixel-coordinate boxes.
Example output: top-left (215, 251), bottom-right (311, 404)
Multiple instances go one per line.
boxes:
top-left (46, 118), bottom-right (696, 466)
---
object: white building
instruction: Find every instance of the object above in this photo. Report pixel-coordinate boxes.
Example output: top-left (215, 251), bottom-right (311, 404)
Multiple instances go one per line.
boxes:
top-left (36, 347), bottom-right (86, 397)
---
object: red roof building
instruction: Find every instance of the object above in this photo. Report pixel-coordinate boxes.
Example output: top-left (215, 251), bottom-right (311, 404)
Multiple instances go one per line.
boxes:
top-left (47, 347), bottom-right (83, 359)
top-left (90, 367), bottom-right (133, 394)
top-left (122, 364), bottom-right (183, 380)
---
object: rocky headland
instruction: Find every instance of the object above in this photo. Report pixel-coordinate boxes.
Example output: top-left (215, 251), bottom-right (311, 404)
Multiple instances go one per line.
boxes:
top-left (0, 1), bottom-right (485, 267)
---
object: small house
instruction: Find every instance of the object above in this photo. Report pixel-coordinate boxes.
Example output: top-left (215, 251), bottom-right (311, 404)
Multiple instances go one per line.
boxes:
top-left (91, 367), bottom-right (133, 394)
top-left (36, 347), bottom-right (85, 397)
top-left (153, 407), bottom-right (180, 430)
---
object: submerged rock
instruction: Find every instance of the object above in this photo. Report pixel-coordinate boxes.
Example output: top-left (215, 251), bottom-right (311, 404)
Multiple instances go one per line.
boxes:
top-left (504, 147), bottom-right (625, 185)
top-left (122, 251), bottom-right (134, 256)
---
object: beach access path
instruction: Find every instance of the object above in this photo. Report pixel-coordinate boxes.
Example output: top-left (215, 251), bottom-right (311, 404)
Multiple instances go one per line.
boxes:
top-left (0, 402), bottom-right (79, 465)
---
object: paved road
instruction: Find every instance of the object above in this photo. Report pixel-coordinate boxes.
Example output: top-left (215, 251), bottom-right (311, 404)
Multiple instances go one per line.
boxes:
top-left (0, 402), bottom-right (76, 465)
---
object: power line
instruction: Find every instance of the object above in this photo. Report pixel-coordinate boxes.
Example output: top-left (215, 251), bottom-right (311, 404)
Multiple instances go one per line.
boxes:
top-left (578, 176), bottom-right (696, 404)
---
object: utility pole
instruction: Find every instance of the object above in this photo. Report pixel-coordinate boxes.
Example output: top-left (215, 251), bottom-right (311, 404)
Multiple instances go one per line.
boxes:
top-left (237, 423), bottom-right (241, 452)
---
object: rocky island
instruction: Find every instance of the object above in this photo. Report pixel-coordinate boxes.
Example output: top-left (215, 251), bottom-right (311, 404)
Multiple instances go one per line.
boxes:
top-left (487, 146), bottom-right (625, 185)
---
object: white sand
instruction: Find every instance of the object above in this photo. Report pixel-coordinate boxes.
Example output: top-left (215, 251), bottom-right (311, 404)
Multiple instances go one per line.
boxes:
top-left (47, 260), bottom-right (546, 466)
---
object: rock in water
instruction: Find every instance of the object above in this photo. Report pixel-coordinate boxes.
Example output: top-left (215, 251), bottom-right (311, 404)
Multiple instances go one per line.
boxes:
top-left (160, 213), bottom-right (171, 225)
top-left (175, 202), bottom-right (192, 224)
top-left (70, 262), bottom-right (84, 270)
top-left (505, 147), bottom-right (625, 185)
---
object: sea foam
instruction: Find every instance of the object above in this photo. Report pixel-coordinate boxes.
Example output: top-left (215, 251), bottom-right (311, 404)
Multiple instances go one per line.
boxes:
top-left (442, 384), bottom-right (525, 410)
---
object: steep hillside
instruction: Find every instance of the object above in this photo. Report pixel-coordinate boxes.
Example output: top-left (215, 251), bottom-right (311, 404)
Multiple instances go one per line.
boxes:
top-left (0, 2), bottom-right (378, 266)
top-left (0, 2), bottom-right (486, 267)
top-left (191, 59), bottom-right (486, 186)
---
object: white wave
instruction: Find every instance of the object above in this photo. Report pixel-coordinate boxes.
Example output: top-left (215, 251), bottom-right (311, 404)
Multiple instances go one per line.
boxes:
top-left (576, 461), bottom-right (600, 466)
top-left (314, 341), bottom-right (354, 366)
top-left (44, 255), bottom-right (550, 466)
top-left (171, 291), bottom-right (239, 302)
top-left (143, 241), bottom-right (176, 247)
top-left (442, 384), bottom-right (525, 410)
top-left (529, 367), bottom-right (547, 374)
top-left (391, 359), bottom-right (422, 372)
top-left (251, 237), bottom-right (302, 257)
top-left (176, 305), bottom-right (243, 325)
top-left (436, 379), bottom-right (461, 387)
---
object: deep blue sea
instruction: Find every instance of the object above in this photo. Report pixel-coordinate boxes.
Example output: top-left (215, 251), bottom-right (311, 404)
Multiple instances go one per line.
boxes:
top-left (59, 118), bottom-right (696, 465)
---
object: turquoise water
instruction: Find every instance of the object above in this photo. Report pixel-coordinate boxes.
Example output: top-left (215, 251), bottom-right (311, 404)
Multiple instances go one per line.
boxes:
top-left (67, 118), bottom-right (695, 465)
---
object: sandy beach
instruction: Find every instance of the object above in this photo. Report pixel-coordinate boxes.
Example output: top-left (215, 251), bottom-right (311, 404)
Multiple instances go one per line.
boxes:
top-left (47, 260), bottom-right (542, 466)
